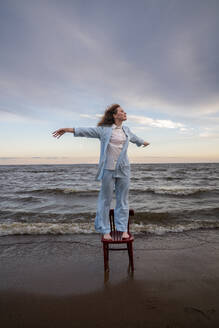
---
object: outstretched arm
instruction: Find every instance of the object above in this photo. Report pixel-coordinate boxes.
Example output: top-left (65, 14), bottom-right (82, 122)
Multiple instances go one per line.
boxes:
top-left (52, 127), bottom-right (102, 139)
top-left (128, 128), bottom-right (150, 147)
top-left (52, 128), bottom-right (74, 139)
top-left (74, 127), bottom-right (102, 138)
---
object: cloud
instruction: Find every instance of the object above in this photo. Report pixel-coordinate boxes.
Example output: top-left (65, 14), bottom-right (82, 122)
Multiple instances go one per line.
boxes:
top-left (199, 128), bottom-right (219, 139)
top-left (80, 113), bottom-right (101, 119)
top-left (128, 114), bottom-right (185, 130)
top-left (0, 0), bottom-right (219, 124)
top-left (80, 114), bottom-right (97, 120)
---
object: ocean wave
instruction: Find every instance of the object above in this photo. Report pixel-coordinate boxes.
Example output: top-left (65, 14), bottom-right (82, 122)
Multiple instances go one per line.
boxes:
top-left (0, 222), bottom-right (95, 236)
top-left (132, 221), bottom-right (219, 235)
top-left (1, 207), bottom-right (218, 224)
top-left (132, 207), bottom-right (219, 223)
top-left (0, 210), bottom-right (96, 222)
top-left (130, 186), bottom-right (218, 196)
top-left (22, 170), bottom-right (67, 174)
top-left (0, 220), bottom-right (218, 237)
top-left (22, 188), bottom-right (99, 196)
top-left (17, 196), bottom-right (42, 203)
top-left (140, 168), bottom-right (167, 172)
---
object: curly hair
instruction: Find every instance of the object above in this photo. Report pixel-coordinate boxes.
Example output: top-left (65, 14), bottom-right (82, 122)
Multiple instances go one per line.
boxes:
top-left (97, 104), bottom-right (120, 126)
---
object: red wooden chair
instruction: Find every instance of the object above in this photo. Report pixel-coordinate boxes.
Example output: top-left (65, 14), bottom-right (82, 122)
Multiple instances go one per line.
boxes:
top-left (101, 209), bottom-right (134, 272)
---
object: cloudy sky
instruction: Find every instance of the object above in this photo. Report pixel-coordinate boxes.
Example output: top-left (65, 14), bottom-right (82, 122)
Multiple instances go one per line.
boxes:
top-left (0, 0), bottom-right (219, 164)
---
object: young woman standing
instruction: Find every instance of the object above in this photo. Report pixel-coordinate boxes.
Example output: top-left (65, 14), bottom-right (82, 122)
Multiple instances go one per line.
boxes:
top-left (53, 104), bottom-right (150, 240)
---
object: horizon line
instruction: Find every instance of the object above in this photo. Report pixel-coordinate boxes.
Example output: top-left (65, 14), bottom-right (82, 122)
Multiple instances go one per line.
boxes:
top-left (0, 156), bottom-right (219, 166)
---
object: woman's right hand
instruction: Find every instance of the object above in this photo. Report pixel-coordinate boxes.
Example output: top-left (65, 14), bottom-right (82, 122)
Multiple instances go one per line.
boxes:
top-left (52, 128), bottom-right (74, 139)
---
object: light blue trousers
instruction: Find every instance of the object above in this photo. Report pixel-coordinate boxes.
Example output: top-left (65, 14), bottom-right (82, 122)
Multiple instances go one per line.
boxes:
top-left (95, 169), bottom-right (130, 234)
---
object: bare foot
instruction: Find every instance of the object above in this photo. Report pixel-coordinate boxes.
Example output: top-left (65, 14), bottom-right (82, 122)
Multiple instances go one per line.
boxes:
top-left (122, 232), bottom-right (129, 239)
top-left (103, 233), bottom-right (112, 240)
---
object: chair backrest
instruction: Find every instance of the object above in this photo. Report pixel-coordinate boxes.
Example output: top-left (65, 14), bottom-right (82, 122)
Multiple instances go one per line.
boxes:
top-left (109, 209), bottom-right (134, 233)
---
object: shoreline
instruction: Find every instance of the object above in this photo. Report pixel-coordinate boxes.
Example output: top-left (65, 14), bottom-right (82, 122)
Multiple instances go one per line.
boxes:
top-left (0, 230), bottom-right (219, 327)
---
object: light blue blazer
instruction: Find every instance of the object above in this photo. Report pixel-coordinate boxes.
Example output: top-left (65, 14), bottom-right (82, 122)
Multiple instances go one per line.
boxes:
top-left (74, 125), bottom-right (145, 181)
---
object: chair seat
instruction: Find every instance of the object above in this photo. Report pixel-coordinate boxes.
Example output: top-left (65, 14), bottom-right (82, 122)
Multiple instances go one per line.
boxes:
top-left (101, 231), bottom-right (134, 243)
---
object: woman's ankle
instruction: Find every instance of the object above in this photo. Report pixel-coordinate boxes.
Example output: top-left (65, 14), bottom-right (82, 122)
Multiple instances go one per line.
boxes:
top-left (122, 231), bottom-right (129, 238)
top-left (103, 233), bottom-right (112, 240)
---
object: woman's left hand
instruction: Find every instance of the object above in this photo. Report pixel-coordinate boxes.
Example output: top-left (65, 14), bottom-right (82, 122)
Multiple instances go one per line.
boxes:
top-left (143, 141), bottom-right (150, 147)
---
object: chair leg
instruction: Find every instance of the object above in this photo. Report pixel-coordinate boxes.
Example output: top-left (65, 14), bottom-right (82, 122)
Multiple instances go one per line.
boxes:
top-left (103, 243), bottom-right (109, 272)
top-left (127, 242), bottom-right (134, 271)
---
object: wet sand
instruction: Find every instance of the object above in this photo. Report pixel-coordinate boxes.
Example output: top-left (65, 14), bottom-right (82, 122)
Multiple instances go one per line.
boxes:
top-left (0, 230), bottom-right (219, 327)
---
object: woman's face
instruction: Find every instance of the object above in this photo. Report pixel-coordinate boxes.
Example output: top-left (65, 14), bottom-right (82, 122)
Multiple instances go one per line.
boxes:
top-left (113, 107), bottom-right (127, 121)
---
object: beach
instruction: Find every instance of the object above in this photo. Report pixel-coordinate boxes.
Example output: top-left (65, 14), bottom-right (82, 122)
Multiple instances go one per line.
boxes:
top-left (1, 229), bottom-right (219, 328)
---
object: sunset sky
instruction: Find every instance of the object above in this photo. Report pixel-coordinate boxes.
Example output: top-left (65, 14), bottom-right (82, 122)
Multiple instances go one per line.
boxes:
top-left (1, 0), bottom-right (219, 165)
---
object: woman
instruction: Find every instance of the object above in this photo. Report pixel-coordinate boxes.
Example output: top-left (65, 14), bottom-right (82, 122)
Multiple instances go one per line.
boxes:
top-left (53, 104), bottom-right (150, 240)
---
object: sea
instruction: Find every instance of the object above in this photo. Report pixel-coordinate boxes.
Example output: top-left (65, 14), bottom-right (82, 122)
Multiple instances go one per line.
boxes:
top-left (0, 163), bottom-right (219, 237)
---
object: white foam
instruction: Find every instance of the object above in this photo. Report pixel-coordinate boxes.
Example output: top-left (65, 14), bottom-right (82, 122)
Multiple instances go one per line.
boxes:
top-left (0, 220), bottom-right (219, 237)
top-left (131, 221), bottom-right (219, 235)
top-left (0, 222), bottom-right (95, 236)
top-left (151, 186), bottom-right (215, 196)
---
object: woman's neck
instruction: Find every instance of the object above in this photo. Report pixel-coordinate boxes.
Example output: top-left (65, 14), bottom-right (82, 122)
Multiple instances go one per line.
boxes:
top-left (114, 119), bottom-right (123, 127)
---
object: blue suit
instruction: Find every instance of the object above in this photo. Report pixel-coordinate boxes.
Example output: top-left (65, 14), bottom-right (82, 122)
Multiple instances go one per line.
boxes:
top-left (74, 125), bottom-right (145, 234)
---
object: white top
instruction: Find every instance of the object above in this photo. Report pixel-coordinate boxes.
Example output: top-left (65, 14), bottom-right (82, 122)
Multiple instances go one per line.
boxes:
top-left (105, 124), bottom-right (126, 170)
